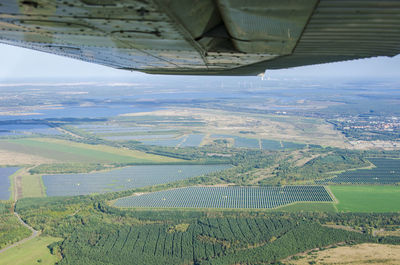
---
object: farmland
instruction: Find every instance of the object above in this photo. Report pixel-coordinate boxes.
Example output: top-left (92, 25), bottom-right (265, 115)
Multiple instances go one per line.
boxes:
top-left (0, 167), bottom-right (19, 200)
top-left (319, 158), bottom-right (400, 184)
top-left (43, 165), bottom-right (231, 196)
top-left (21, 174), bottom-right (45, 198)
top-left (0, 138), bottom-right (181, 164)
top-left (113, 186), bottom-right (333, 209)
top-left (330, 185), bottom-right (400, 212)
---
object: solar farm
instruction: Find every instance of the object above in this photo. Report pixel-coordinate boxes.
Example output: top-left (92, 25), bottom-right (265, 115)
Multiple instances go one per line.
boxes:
top-left (113, 186), bottom-right (333, 209)
top-left (317, 158), bottom-right (400, 184)
top-left (42, 164), bottom-right (231, 196)
top-left (211, 135), bottom-right (306, 150)
top-left (0, 167), bottom-right (19, 200)
top-left (0, 123), bottom-right (61, 137)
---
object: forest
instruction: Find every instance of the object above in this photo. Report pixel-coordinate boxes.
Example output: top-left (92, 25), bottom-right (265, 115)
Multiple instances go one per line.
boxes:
top-left (10, 193), bottom-right (400, 265)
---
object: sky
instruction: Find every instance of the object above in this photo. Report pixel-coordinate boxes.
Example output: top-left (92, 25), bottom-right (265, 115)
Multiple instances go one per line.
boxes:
top-left (0, 43), bottom-right (399, 81)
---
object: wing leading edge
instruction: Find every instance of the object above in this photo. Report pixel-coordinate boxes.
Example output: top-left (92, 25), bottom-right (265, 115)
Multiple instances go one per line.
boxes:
top-left (0, 0), bottom-right (399, 75)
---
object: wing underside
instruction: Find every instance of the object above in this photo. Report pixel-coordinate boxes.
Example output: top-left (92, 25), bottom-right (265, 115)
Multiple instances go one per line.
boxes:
top-left (0, 0), bottom-right (399, 75)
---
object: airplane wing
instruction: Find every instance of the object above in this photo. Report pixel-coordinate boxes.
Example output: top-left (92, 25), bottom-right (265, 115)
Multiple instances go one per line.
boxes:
top-left (0, 0), bottom-right (399, 75)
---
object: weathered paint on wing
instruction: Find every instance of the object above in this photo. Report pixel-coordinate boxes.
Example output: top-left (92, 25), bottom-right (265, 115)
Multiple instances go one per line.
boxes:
top-left (0, 0), bottom-right (399, 75)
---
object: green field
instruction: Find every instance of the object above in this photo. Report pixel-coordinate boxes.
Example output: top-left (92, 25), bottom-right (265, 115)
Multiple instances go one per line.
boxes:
top-left (330, 185), bottom-right (400, 212)
top-left (22, 174), bottom-right (45, 198)
top-left (276, 202), bottom-right (337, 212)
top-left (0, 138), bottom-right (182, 164)
top-left (0, 236), bottom-right (61, 265)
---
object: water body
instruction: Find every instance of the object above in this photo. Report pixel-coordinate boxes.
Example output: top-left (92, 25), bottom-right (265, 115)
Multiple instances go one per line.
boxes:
top-left (43, 164), bottom-right (231, 197)
top-left (0, 105), bottom-right (159, 121)
top-left (0, 167), bottom-right (20, 200)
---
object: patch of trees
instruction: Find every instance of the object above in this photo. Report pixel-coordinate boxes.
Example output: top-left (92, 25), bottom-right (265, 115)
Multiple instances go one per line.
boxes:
top-left (259, 149), bottom-right (369, 185)
top-left (47, 215), bottom-right (368, 265)
top-left (0, 202), bottom-right (32, 249)
top-left (14, 196), bottom-right (400, 264)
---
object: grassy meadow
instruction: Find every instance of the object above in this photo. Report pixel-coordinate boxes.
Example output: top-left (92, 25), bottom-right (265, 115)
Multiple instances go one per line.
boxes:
top-left (0, 138), bottom-right (182, 164)
top-left (276, 202), bottom-right (337, 213)
top-left (21, 174), bottom-right (45, 198)
top-left (0, 236), bottom-right (61, 265)
top-left (330, 185), bottom-right (400, 213)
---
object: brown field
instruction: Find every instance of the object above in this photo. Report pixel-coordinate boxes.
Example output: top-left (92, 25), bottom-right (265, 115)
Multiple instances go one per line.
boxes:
top-left (285, 243), bottom-right (400, 265)
top-left (122, 107), bottom-right (350, 148)
top-left (0, 149), bottom-right (55, 165)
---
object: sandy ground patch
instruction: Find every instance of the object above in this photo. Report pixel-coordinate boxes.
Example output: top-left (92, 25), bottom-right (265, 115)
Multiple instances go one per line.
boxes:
top-left (0, 149), bottom-right (55, 165)
top-left (285, 243), bottom-right (400, 265)
top-left (121, 107), bottom-right (350, 149)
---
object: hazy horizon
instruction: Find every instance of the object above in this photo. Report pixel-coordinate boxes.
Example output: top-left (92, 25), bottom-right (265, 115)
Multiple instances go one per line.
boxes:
top-left (1, 43), bottom-right (400, 82)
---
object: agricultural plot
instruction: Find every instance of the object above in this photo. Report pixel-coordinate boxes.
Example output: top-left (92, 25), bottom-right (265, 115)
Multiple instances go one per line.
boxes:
top-left (0, 138), bottom-right (180, 164)
top-left (330, 185), bottom-right (400, 212)
top-left (43, 165), bottom-right (231, 196)
top-left (0, 124), bottom-right (61, 137)
top-left (180, 134), bottom-right (204, 147)
top-left (114, 186), bottom-right (333, 209)
top-left (318, 158), bottom-right (400, 184)
top-left (0, 167), bottom-right (19, 200)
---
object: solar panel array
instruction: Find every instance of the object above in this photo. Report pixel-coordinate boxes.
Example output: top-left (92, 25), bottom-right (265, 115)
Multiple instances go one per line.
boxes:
top-left (317, 158), bottom-right (400, 184)
top-left (114, 186), bottom-right (333, 209)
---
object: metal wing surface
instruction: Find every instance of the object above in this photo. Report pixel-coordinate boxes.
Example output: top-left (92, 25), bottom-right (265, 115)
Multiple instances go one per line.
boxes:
top-left (0, 0), bottom-right (399, 75)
